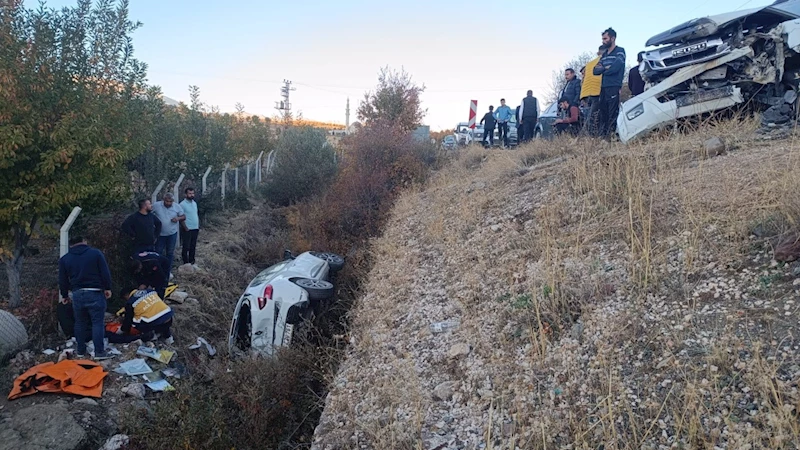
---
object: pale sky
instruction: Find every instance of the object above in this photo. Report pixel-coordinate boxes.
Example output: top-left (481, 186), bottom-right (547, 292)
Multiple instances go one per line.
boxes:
top-left (31, 0), bottom-right (769, 130)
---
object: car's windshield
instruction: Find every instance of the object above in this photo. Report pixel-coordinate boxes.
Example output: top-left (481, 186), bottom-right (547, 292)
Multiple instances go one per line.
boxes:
top-left (545, 102), bottom-right (559, 115)
top-left (444, 136), bottom-right (455, 142)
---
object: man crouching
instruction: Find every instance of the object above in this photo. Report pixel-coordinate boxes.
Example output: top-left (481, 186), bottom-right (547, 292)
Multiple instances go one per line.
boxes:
top-left (119, 286), bottom-right (174, 344)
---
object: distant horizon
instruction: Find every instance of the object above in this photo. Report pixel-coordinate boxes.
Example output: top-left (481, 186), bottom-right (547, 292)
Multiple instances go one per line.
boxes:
top-left (27, 0), bottom-right (774, 131)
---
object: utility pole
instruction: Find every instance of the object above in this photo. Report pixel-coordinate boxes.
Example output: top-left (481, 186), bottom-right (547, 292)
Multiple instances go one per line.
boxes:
top-left (274, 79), bottom-right (296, 124)
top-left (346, 97), bottom-right (350, 130)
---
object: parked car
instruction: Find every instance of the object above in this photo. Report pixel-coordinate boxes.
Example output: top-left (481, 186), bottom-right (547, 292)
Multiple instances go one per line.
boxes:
top-left (619, 0), bottom-right (800, 142)
top-left (228, 251), bottom-right (344, 357)
top-left (442, 134), bottom-right (458, 150)
top-left (457, 128), bottom-right (474, 146)
top-left (535, 102), bottom-right (560, 140)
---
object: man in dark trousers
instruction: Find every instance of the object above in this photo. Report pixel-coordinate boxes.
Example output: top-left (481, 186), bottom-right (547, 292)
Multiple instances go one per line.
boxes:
top-left (494, 99), bottom-right (513, 148)
top-left (518, 90), bottom-right (539, 142)
top-left (628, 51), bottom-right (646, 96)
top-left (480, 105), bottom-right (496, 147)
top-left (593, 28), bottom-right (626, 138)
top-left (121, 199), bottom-right (162, 254)
top-left (560, 68), bottom-right (582, 106)
top-left (58, 235), bottom-right (114, 360)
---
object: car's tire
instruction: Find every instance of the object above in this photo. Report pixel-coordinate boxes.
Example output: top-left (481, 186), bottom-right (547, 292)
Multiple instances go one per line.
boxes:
top-left (294, 278), bottom-right (334, 300)
top-left (310, 252), bottom-right (345, 272)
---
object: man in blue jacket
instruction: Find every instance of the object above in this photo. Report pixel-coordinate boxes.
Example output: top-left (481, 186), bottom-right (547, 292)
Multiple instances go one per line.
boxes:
top-left (58, 235), bottom-right (113, 360)
top-left (593, 28), bottom-right (626, 137)
top-left (494, 99), bottom-right (513, 148)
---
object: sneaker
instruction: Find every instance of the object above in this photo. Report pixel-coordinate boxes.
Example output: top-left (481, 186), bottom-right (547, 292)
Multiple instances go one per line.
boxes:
top-left (94, 352), bottom-right (115, 361)
top-left (75, 353), bottom-right (86, 359)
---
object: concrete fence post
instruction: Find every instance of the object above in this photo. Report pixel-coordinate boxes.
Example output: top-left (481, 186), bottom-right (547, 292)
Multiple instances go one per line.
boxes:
top-left (173, 173), bottom-right (185, 201)
top-left (221, 164), bottom-right (228, 201)
top-left (151, 180), bottom-right (166, 205)
top-left (266, 150), bottom-right (276, 175)
top-left (202, 166), bottom-right (212, 195)
top-left (234, 167), bottom-right (239, 192)
top-left (59, 207), bottom-right (82, 258)
top-left (255, 151), bottom-right (264, 183)
top-left (246, 164), bottom-right (251, 189)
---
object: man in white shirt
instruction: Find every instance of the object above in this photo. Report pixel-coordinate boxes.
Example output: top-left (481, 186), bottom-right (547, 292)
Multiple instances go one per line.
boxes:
top-left (152, 193), bottom-right (185, 279)
top-left (179, 187), bottom-right (200, 266)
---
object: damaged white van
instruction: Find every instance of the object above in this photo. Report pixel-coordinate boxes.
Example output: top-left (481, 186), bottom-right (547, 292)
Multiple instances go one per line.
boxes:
top-left (228, 251), bottom-right (344, 357)
top-left (619, 0), bottom-right (800, 143)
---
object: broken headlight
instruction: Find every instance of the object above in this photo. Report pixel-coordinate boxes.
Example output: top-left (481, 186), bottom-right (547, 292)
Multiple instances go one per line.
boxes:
top-left (626, 103), bottom-right (645, 121)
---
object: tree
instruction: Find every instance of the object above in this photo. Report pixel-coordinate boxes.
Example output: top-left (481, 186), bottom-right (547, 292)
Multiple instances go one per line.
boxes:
top-left (0, 0), bottom-right (154, 307)
top-left (546, 52), bottom-right (596, 104)
top-left (263, 127), bottom-right (336, 206)
top-left (357, 67), bottom-right (426, 132)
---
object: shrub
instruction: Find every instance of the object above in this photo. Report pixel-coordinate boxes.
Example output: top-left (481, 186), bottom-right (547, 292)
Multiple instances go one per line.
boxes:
top-left (262, 127), bottom-right (337, 206)
top-left (294, 121), bottom-right (437, 251)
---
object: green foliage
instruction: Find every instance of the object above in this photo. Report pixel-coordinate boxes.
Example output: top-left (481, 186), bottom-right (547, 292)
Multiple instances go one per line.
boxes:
top-left (357, 66), bottom-right (427, 132)
top-left (262, 127), bottom-right (337, 206)
top-left (0, 0), bottom-right (154, 306)
top-left (130, 89), bottom-right (273, 194)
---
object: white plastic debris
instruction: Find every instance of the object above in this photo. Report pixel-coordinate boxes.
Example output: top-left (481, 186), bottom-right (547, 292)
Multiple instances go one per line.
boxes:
top-left (188, 337), bottom-right (216, 356)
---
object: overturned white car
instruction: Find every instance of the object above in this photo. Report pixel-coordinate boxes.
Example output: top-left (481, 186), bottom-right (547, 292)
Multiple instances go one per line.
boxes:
top-left (228, 251), bottom-right (344, 357)
top-left (619, 0), bottom-right (800, 143)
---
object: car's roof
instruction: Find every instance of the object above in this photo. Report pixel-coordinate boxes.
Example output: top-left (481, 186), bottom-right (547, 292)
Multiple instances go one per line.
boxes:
top-left (646, 0), bottom-right (800, 47)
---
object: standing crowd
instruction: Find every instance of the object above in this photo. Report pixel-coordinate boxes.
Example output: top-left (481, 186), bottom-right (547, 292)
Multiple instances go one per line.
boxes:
top-left (58, 187), bottom-right (202, 359)
top-left (479, 27), bottom-right (647, 145)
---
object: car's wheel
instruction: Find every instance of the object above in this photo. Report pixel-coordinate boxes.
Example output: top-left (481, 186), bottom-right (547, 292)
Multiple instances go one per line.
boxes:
top-left (294, 278), bottom-right (334, 300)
top-left (535, 128), bottom-right (542, 139)
top-left (310, 252), bottom-right (345, 272)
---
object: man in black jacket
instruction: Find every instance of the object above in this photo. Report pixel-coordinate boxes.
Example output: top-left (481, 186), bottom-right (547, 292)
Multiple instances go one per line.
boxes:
top-left (560, 68), bottom-right (582, 106)
top-left (480, 105), bottom-right (496, 147)
top-left (121, 199), bottom-right (162, 254)
top-left (58, 235), bottom-right (113, 360)
top-left (593, 27), bottom-right (626, 138)
top-left (518, 90), bottom-right (539, 142)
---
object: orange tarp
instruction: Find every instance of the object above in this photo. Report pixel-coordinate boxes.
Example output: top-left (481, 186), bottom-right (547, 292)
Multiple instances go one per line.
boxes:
top-left (7, 359), bottom-right (108, 400)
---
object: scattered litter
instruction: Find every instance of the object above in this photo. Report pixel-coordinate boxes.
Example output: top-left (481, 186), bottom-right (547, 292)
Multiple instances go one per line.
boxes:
top-left (58, 349), bottom-right (73, 362)
top-left (142, 371), bottom-right (163, 382)
top-left (429, 319), bottom-right (460, 334)
top-left (162, 364), bottom-right (187, 379)
top-left (188, 337), bottom-right (216, 356)
top-left (107, 346), bottom-right (122, 356)
top-left (117, 359), bottom-right (153, 376)
top-left (145, 379), bottom-right (175, 392)
top-left (136, 346), bottom-right (175, 364)
top-left (42, 349), bottom-right (56, 355)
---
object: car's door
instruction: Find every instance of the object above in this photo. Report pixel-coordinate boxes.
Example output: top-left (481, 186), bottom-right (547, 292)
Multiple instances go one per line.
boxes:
top-left (538, 102), bottom-right (560, 139)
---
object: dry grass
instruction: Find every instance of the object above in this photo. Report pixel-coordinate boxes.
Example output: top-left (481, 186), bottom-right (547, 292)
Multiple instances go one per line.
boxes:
top-left (313, 118), bottom-right (800, 449)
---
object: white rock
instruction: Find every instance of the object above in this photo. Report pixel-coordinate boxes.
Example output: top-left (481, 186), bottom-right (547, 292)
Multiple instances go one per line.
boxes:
top-left (121, 383), bottom-right (146, 399)
top-left (448, 343), bottom-right (471, 359)
top-left (168, 291), bottom-right (189, 303)
top-left (100, 434), bottom-right (131, 450)
top-left (433, 382), bottom-right (456, 401)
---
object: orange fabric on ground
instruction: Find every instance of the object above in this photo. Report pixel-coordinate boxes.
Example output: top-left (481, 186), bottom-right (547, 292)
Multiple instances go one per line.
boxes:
top-left (8, 359), bottom-right (107, 400)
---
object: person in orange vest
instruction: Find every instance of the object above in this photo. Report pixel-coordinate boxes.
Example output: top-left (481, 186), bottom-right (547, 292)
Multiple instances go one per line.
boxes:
top-left (118, 287), bottom-right (174, 344)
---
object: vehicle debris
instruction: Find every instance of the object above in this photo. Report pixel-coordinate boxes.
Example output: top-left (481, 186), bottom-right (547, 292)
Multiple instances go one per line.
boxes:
top-left (619, 0), bottom-right (800, 142)
top-left (189, 337), bottom-right (216, 356)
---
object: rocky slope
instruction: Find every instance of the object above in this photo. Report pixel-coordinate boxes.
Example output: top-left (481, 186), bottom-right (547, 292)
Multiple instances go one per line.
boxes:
top-left (313, 124), bottom-right (800, 449)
